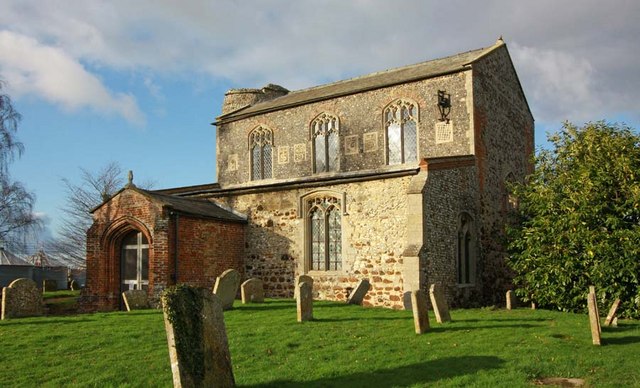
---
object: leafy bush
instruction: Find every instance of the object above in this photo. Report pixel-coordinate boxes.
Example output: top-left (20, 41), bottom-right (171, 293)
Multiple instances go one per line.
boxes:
top-left (508, 121), bottom-right (640, 318)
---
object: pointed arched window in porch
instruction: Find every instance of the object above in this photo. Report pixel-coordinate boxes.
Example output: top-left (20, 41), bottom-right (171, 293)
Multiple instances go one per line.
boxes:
top-left (121, 231), bottom-right (149, 291)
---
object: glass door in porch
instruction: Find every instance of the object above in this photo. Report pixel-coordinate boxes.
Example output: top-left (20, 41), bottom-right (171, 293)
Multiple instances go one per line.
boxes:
top-left (121, 231), bottom-right (149, 291)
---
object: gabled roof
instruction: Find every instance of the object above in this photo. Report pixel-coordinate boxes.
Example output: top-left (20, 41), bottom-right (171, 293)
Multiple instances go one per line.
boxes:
top-left (215, 41), bottom-right (503, 124)
top-left (143, 189), bottom-right (247, 223)
top-left (91, 186), bottom-right (247, 223)
top-left (0, 248), bottom-right (31, 266)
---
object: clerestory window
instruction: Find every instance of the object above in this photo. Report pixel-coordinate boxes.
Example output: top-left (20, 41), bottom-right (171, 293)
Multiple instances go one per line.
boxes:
top-left (307, 195), bottom-right (342, 271)
top-left (249, 126), bottom-right (273, 180)
top-left (311, 113), bottom-right (339, 173)
top-left (384, 99), bottom-right (418, 165)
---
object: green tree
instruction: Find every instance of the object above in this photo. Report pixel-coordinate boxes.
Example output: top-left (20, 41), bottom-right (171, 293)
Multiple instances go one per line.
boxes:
top-left (508, 121), bottom-right (640, 318)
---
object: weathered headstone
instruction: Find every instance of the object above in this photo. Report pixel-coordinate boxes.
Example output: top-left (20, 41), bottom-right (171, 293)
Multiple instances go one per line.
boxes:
top-left (587, 291), bottom-right (601, 345)
top-left (240, 278), bottom-right (264, 304)
top-left (162, 286), bottom-right (235, 388)
top-left (429, 283), bottom-right (451, 323)
top-left (347, 279), bottom-right (370, 305)
top-left (612, 317), bottom-right (618, 327)
top-left (604, 298), bottom-right (620, 327)
top-left (122, 290), bottom-right (150, 311)
top-left (506, 290), bottom-right (518, 310)
top-left (294, 275), bottom-right (313, 300)
top-left (43, 279), bottom-right (57, 292)
top-left (411, 290), bottom-right (430, 334)
top-left (297, 281), bottom-right (313, 322)
top-left (69, 279), bottom-right (79, 291)
top-left (589, 286), bottom-right (601, 334)
top-left (213, 269), bottom-right (241, 310)
top-left (2, 278), bottom-right (43, 320)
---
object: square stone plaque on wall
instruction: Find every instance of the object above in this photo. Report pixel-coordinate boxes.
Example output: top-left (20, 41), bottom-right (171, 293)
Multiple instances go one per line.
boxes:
top-left (435, 121), bottom-right (453, 144)
top-left (278, 146), bottom-right (290, 164)
top-left (344, 135), bottom-right (359, 155)
top-left (227, 154), bottom-right (238, 171)
top-left (363, 132), bottom-right (378, 153)
top-left (293, 143), bottom-right (306, 163)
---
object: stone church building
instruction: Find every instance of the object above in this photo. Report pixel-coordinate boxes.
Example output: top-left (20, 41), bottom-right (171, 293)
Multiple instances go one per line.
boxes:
top-left (81, 38), bottom-right (533, 311)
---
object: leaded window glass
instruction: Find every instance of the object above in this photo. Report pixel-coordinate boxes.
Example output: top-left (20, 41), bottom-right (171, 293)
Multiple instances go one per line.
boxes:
top-left (311, 113), bottom-right (339, 173)
top-left (249, 126), bottom-right (273, 180)
top-left (384, 100), bottom-right (418, 165)
top-left (308, 195), bottom-right (342, 271)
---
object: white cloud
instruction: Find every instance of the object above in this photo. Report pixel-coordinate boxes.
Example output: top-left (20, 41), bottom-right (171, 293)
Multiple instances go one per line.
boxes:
top-left (0, 0), bottom-right (639, 128)
top-left (0, 30), bottom-right (144, 125)
top-left (511, 44), bottom-right (599, 124)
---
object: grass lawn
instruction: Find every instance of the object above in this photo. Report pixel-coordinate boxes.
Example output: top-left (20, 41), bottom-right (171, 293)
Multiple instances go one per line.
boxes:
top-left (0, 299), bottom-right (638, 387)
top-left (42, 290), bottom-right (81, 315)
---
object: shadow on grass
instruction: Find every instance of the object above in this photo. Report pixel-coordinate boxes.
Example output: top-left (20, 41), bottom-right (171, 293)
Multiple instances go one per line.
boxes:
top-left (0, 318), bottom-right (96, 326)
top-left (244, 355), bottom-right (504, 387)
top-left (456, 317), bottom-right (552, 323)
top-left (604, 336), bottom-right (640, 345)
top-left (234, 304), bottom-right (295, 312)
top-left (429, 323), bottom-right (543, 332)
top-left (313, 316), bottom-right (410, 323)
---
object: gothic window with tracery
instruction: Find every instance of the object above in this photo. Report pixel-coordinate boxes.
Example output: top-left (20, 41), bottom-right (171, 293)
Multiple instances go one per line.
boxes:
top-left (249, 126), bottom-right (273, 180)
top-left (311, 113), bottom-right (339, 173)
top-left (384, 100), bottom-right (418, 165)
top-left (308, 195), bottom-right (342, 271)
top-left (457, 212), bottom-right (476, 285)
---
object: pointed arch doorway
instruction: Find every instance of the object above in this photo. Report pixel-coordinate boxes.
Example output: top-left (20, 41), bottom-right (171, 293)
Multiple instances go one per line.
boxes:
top-left (120, 231), bottom-right (149, 292)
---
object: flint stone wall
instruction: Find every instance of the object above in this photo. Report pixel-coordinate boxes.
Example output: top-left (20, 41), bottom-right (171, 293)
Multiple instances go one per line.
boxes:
top-left (213, 176), bottom-right (412, 309)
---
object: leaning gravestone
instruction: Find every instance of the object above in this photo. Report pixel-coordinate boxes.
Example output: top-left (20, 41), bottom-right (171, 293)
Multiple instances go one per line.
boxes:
top-left (587, 290), bottom-right (601, 345)
top-left (43, 279), bottom-right (57, 292)
top-left (347, 279), bottom-right (370, 305)
top-left (213, 269), bottom-right (241, 310)
top-left (294, 275), bottom-right (313, 300)
top-left (429, 283), bottom-right (451, 323)
top-left (162, 285), bottom-right (235, 388)
top-left (240, 278), bottom-right (264, 304)
top-left (297, 281), bottom-right (313, 322)
top-left (506, 290), bottom-right (518, 310)
top-left (122, 290), bottom-right (150, 311)
top-left (2, 278), bottom-right (44, 320)
top-left (604, 298), bottom-right (621, 327)
top-left (589, 286), bottom-right (601, 334)
top-left (69, 279), bottom-right (79, 291)
top-left (411, 290), bottom-right (430, 334)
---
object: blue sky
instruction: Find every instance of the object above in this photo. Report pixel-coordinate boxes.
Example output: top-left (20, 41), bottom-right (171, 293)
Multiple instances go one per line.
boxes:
top-left (1, 0), bottom-right (639, 242)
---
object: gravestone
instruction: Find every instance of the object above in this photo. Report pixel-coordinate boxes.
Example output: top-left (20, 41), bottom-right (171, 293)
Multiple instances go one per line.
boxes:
top-left (213, 269), bottom-right (241, 310)
top-left (240, 278), bottom-right (264, 304)
top-left (429, 283), bottom-right (451, 323)
top-left (297, 281), bottom-right (313, 322)
top-left (294, 275), bottom-right (313, 300)
top-left (122, 290), bottom-right (150, 311)
top-left (162, 286), bottom-right (235, 388)
top-left (2, 278), bottom-right (43, 320)
top-left (506, 290), bottom-right (518, 310)
top-left (347, 279), bottom-right (370, 305)
top-left (587, 291), bottom-right (601, 345)
top-left (612, 317), bottom-right (618, 327)
top-left (69, 280), bottom-right (79, 291)
top-left (43, 279), bottom-right (57, 292)
top-left (589, 286), bottom-right (601, 334)
top-left (411, 290), bottom-right (429, 334)
top-left (604, 298), bottom-right (621, 327)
